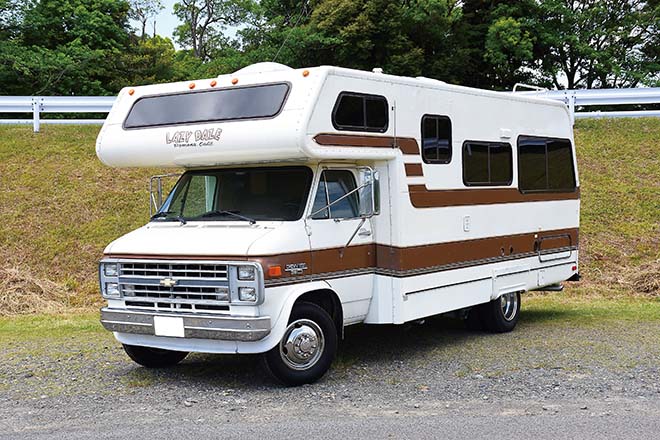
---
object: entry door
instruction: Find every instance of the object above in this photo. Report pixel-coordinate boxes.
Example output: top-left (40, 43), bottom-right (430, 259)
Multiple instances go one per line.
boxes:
top-left (307, 168), bottom-right (375, 323)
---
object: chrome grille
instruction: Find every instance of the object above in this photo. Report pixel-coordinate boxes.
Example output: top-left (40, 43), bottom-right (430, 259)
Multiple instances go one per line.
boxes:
top-left (120, 262), bottom-right (228, 279)
top-left (118, 261), bottom-right (230, 314)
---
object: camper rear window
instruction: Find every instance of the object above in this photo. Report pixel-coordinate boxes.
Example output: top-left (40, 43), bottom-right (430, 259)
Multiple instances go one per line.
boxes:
top-left (518, 136), bottom-right (576, 192)
top-left (462, 141), bottom-right (512, 186)
top-left (332, 92), bottom-right (388, 132)
top-left (123, 83), bottom-right (290, 129)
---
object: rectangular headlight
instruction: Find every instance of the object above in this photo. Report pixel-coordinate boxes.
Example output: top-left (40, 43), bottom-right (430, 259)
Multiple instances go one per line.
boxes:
top-left (105, 282), bottom-right (120, 298)
top-left (238, 266), bottom-right (255, 281)
top-left (104, 263), bottom-right (118, 277)
top-left (239, 287), bottom-right (257, 302)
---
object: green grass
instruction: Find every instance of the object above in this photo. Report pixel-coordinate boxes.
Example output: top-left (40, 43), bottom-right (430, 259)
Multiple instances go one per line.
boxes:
top-left (0, 119), bottom-right (658, 310)
top-left (0, 312), bottom-right (103, 340)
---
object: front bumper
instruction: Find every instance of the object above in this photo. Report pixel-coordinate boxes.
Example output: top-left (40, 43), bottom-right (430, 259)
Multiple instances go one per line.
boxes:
top-left (100, 308), bottom-right (271, 342)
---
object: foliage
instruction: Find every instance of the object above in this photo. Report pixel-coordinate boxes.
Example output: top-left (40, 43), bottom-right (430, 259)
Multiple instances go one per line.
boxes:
top-left (128, 0), bottom-right (164, 39)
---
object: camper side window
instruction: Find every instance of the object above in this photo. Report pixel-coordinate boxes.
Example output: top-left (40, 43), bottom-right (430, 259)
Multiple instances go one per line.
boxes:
top-left (421, 115), bottom-right (452, 164)
top-left (311, 170), bottom-right (360, 220)
top-left (332, 92), bottom-right (389, 133)
top-left (518, 136), bottom-right (576, 192)
top-left (462, 141), bottom-right (512, 186)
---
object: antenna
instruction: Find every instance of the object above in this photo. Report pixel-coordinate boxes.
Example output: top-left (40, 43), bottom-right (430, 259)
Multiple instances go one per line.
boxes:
top-left (272, 6), bottom-right (310, 63)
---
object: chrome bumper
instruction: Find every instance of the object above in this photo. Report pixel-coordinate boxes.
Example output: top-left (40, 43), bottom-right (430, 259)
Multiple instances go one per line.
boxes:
top-left (100, 308), bottom-right (271, 342)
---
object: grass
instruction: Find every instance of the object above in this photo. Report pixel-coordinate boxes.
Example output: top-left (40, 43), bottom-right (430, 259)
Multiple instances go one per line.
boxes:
top-left (0, 119), bottom-right (658, 313)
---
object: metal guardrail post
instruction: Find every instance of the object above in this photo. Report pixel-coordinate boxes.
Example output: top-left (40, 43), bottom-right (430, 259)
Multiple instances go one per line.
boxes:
top-left (32, 97), bottom-right (40, 133)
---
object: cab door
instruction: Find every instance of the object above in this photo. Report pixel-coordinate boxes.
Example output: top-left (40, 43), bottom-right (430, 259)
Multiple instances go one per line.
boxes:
top-left (306, 167), bottom-right (376, 324)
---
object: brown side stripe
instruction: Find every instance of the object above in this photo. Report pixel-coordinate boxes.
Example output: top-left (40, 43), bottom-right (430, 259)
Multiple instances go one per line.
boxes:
top-left (313, 134), bottom-right (420, 155)
top-left (107, 227), bottom-right (578, 284)
top-left (404, 163), bottom-right (424, 177)
top-left (408, 185), bottom-right (580, 208)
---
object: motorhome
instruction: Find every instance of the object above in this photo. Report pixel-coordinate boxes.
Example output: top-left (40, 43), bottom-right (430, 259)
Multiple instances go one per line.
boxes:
top-left (96, 62), bottom-right (580, 385)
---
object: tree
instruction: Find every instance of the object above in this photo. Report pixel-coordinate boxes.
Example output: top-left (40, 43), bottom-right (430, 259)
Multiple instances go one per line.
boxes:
top-left (173, 0), bottom-right (254, 60)
top-left (128, 0), bottom-right (163, 39)
top-left (534, 0), bottom-right (659, 89)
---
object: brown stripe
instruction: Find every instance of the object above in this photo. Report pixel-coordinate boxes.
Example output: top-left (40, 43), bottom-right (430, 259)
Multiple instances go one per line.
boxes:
top-left (106, 228), bottom-right (578, 283)
top-left (408, 185), bottom-right (580, 208)
top-left (313, 133), bottom-right (420, 155)
top-left (404, 163), bottom-right (423, 177)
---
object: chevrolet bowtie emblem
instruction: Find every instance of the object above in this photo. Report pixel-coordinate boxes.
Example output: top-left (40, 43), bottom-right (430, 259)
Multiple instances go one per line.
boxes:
top-left (160, 278), bottom-right (178, 288)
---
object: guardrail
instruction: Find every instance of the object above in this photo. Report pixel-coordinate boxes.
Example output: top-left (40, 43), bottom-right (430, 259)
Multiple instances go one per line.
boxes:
top-left (0, 96), bottom-right (115, 132)
top-left (1, 87), bottom-right (660, 132)
top-left (516, 87), bottom-right (660, 123)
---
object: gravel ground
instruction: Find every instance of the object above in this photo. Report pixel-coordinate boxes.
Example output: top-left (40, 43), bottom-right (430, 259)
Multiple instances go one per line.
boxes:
top-left (1, 307), bottom-right (659, 439)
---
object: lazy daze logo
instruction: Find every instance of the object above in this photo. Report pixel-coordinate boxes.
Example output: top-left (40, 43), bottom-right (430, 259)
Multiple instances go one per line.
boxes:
top-left (166, 128), bottom-right (222, 148)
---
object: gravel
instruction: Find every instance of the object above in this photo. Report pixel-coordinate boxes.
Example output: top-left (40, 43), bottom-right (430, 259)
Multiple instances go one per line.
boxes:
top-left (1, 313), bottom-right (659, 439)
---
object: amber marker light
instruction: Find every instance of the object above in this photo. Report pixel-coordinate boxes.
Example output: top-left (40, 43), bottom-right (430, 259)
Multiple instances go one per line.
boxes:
top-left (128, 89), bottom-right (135, 96)
top-left (231, 78), bottom-right (239, 85)
top-left (302, 70), bottom-right (310, 77)
top-left (268, 265), bottom-right (282, 278)
top-left (189, 82), bottom-right (196, 89)
top-left (210, 80), bottom-right (217, 87)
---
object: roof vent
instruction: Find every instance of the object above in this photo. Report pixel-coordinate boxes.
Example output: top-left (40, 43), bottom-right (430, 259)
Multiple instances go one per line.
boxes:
top-left (230, 62), bottom-right (293, 77)
top-left (372, 68), bottom-right (384, 74)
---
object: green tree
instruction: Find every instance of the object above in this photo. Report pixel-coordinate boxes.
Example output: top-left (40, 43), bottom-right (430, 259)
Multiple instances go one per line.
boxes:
top-left (173, 0), bottom-right (254, 60)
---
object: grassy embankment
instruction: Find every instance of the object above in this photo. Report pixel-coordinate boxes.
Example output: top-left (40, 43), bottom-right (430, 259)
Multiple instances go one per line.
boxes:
top-left (0, 120), bottom-right (658, 319)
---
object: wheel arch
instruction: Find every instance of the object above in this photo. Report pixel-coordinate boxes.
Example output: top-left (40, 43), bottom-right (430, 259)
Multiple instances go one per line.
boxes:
top-left (293, 288), bottom-right (344, 340)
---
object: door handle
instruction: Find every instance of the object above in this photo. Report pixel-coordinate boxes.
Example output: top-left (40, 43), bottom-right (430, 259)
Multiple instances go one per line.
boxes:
top-left (358, 228), bottom-right (372, 237)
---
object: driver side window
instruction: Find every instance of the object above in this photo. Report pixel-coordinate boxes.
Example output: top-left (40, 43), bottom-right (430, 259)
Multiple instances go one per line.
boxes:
top-left (311, 170), bottom-right (359, 220)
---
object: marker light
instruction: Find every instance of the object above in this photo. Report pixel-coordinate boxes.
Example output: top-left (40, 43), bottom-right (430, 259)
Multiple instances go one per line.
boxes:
top-left (210, 80), bottom-right (217, 87)
top-left (302, 70), bottom-right (310, 77)
top-left (128, 89), bottom-right (135, 96)
top-left (268, 265), bottom-right (282, 277)
top-left (189, 82), bottom-right (196, 89)
top-left (238, 266), bottom-right (255, 281)
top-left (231, 78), bottom-right (239, 85)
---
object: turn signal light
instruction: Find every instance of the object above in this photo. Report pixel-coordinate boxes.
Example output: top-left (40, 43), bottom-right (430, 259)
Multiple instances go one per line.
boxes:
top-left (268, 265), bottom-right (282, 277)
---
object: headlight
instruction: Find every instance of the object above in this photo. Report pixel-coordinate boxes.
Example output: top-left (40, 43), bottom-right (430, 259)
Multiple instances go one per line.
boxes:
top-left (104, 263), bottom-right (118, 277)
top-left (238, 266), bottom-right (255, 281)
top-left (105, 282), bottom-right (120, 298)
top-left (239, 287), bottom-right (257, 302)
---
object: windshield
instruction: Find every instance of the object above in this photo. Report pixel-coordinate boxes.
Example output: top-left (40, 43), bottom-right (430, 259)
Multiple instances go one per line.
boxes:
top-left (154, 166), bottom-right (313, 222)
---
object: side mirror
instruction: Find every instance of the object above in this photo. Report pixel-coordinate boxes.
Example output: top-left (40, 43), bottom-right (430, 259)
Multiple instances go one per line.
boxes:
top-left (149, 173), bottom-right (180, 216)
top-left (358, 168), bottom-right (380, 217)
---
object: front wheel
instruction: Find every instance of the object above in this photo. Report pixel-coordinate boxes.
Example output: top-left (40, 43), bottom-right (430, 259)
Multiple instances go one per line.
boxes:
top-left (122, 344), bottom-right (188, 368)
top-left (480, 291), bottom-right (521, 333)
top-left (263, 302), bottom-right (337, 386)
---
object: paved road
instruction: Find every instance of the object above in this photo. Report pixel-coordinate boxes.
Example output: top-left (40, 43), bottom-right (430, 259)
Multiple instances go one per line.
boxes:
top-left (1, 308), bottom-right (659, 439)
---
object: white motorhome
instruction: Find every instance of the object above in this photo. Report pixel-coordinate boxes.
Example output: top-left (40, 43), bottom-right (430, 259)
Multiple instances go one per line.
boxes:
top-left (96, 62), bottom-right (580, 385)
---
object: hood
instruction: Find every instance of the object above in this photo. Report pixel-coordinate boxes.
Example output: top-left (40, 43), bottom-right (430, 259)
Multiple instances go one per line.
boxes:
top-left (104, 221), bottom-right (278, 257)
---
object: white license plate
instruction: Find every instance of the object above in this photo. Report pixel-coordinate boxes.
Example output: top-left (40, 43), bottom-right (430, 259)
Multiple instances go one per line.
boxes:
top-left (153, 316), bottom-right (185, 338)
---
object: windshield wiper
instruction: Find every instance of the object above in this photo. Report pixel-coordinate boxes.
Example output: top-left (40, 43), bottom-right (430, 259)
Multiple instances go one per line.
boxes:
top-left (150, 211), bottom-right (187, 225)
top-left (200, 210), bottom-right (256, 224)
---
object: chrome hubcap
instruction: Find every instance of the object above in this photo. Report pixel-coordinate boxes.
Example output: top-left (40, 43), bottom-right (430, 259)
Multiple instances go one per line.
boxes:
top-left (279, 319), bottom-right (324, 371)
top-left (500, 292), bottom-right (519, 321)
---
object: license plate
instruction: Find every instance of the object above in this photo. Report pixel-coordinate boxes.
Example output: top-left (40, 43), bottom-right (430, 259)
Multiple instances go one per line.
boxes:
top-left (153, 316), bottom-right (185, 338)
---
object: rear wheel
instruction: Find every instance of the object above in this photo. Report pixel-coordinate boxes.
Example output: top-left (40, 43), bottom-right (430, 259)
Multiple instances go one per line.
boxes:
top-left (122, 344), bottom-right (188, 368)
top-left (263, 302), bottom-right (337, 386)
top-left (480, 292), bottom-right (521, 333)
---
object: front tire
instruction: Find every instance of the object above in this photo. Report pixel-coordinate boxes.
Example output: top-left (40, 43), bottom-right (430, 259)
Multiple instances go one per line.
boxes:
top-left (263, 302), bottom-right (337, 386)
top-left (480, 292), bottom-right (521, 333)
top-left (122, 344), bottom-right (188, 368)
